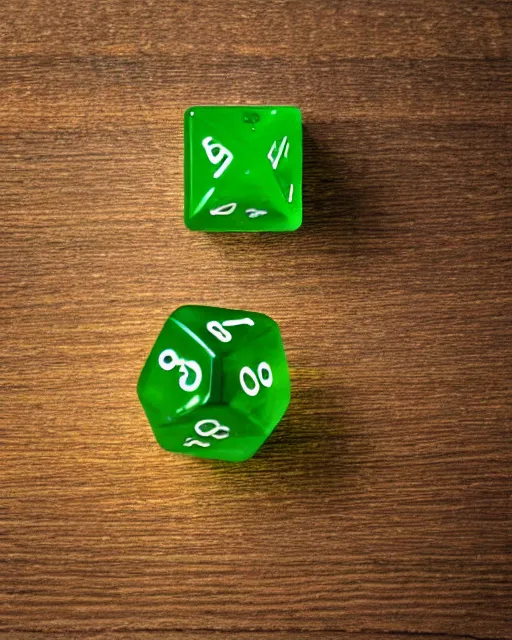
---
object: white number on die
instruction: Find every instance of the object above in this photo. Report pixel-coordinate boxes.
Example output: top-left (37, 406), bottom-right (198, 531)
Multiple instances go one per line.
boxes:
top-left (183, 419), bottom-right (231, 448)
top-left (206, 317), bottom-right (255, 343)
top-left (202, 136), bottom-right (233, 179)
top-left (158, 349), bottom-right (202, 392)
top-left (246, 208), bottom-right (268, 218)
top-left (267, 136), bottom-right (289, 170)
top-left (183, 438), bottom-right (209, 448)
top-left (210, 202), bottom-right (237, 216)
top-left (240, 362), bottom-right (273, 397)
top-left (208, 203), bottom-right (269, 219)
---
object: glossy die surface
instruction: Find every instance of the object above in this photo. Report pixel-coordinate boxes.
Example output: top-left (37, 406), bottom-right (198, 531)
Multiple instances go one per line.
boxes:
top-left (137, 305), bottom-right (291, 462)
top-left (184, 106), bottom-right (302, 231)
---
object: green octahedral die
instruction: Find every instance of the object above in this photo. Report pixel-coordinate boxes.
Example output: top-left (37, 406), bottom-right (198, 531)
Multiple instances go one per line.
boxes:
top-left (184, 106), bottom-right (302, 231)
top-left (137, 305), bottom-right (291, 462)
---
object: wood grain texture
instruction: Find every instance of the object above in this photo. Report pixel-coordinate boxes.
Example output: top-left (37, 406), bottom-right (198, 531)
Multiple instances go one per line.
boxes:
top-left (1, 1), bottom-right (511, 638)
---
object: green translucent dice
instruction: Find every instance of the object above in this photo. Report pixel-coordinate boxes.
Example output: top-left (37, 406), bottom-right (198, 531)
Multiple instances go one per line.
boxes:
top-left (184, 106), bottom-right (302, 232)
top-left (137, 305), bottom-right (291, 462)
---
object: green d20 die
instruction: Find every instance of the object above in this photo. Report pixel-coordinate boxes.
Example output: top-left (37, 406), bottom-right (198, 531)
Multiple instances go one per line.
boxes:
top-left (184, 106), bottom-right (302, 232)
top-left (137, 305), bottom-right (291, 462)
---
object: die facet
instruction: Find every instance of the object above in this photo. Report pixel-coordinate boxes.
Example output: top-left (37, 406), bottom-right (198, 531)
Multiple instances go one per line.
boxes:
top-left (184, 106), bottom-right (302, 232)
top-left (137, 305), bottom-right (291, 462)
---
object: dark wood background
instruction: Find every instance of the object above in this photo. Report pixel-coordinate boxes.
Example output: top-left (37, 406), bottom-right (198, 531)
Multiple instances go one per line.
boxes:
top-left (1, 1), bottom-right (511, 638)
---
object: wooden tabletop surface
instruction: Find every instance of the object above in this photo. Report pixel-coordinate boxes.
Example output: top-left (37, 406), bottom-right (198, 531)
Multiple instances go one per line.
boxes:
top-left (2, 1), bottom-right (511, 638)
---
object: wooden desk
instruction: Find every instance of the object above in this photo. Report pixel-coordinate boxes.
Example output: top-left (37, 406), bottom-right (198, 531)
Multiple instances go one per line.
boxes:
top-left (2, 2), bottom-right (510, 638)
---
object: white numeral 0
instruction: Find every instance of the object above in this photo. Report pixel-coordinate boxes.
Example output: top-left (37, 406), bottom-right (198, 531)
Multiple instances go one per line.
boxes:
top-left (240, 362), bottom-right (273, 397)
top-left (210, 202), bottom-right (237, 216)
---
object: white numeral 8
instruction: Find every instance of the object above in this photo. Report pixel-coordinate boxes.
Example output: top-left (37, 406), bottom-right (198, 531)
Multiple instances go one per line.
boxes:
top-left (183, 419), bottom-right (230, 448)
top-left (158, 348), bottom-right (202, 392)
top-left (240, 362), bottom-right (273, 397)
top-left (194, 419), bottom-right (230, 440)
